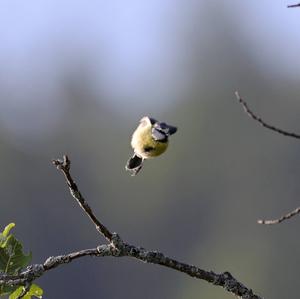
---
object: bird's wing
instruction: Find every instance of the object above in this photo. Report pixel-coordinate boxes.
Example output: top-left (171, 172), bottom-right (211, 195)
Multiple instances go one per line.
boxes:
top-left (151, 128), bottom-right (167, 141)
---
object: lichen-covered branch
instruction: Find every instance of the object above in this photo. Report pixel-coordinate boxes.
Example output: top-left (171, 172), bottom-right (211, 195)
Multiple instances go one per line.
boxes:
top-left (258, 206), bottom-right (300, 225)
top-left (0, 155), bottom-right (263, 299)
top-left (0, 240), bottom-right (262, 299)
top-left (235, 91), bottom-right (300, 139)
top-left (0, 247), bottom-right (109, 288)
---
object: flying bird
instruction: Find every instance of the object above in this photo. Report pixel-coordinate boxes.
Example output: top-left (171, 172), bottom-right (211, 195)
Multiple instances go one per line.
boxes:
top-left (126, 116), bottom-right (177, 176)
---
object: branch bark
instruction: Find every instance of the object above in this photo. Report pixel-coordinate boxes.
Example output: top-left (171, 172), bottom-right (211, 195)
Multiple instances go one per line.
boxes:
top-left (0, 155), bottom-right (263, 299)
top-left (235, 91), bottom-right (300, 139)
top-left (235, 92), bottom-right (300, 225)
top-left (52, 156), bottom-right (113, 242)
top-left (287, 3), bottom-right (300, 7)
top-left (258, 206), bottom-right (300, 225)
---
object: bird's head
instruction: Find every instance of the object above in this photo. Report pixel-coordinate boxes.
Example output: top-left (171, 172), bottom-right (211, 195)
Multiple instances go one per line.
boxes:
top-left (139, 116), bottom-right (177, 141)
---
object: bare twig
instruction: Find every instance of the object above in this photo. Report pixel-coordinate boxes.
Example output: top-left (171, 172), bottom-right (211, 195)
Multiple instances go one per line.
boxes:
top-left (235, 91), bottom-right (300, 139)
top-left (52, 155), bottom-right (113, 242)
top-left (0, 156), bottom-right (263, 299)
top-left (287, 3), bottom-right (300, 7)
top-left (258, 206), bottom-right (300, 225)
top-left (235, 92), bottom-right (300, 225)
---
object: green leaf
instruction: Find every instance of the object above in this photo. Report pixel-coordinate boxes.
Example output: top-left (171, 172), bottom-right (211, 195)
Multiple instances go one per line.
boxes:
top-left (0, 223), bottom-right (15, 247)
top-left (2, 223), bottom-right (15, 239)
top-left (0, 223), bottom-right (32, 296)
top-left (9, 284), bottom-right (43, 299)
top-left (0, 284), bottom-right (16, 296)
top-left (8, 286), bottom-right (23, 299)
top-left (0, 235), bottom-right (32, 274)
top-left (28, 284), bottom-right (43, 298)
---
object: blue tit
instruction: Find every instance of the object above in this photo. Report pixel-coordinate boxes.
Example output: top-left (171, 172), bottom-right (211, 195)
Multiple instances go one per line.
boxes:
top-left (126, 116), bottom-right (177, 176)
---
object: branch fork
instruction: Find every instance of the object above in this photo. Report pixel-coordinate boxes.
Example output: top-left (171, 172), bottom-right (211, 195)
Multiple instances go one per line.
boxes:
top-left (0, 155), bottom-right (262, 299)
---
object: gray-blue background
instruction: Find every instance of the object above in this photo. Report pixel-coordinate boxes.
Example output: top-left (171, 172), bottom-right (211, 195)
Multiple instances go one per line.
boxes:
top-left (1, 1), bottom-right (300, 298)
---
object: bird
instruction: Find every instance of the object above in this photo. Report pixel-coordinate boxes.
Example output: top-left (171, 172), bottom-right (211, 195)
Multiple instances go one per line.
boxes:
top-left (126, 116), bottom-right (177, 176)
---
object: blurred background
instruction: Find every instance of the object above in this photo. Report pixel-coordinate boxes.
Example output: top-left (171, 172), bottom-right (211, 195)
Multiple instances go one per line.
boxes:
top-left (1, 0), bottom-right (300, 298)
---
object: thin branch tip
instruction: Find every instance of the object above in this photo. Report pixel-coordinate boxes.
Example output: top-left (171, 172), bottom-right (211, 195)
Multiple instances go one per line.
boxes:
top-left (235, 92), bottom-right (300, 139)
top-left (63, 155), bottom-right (70, 168)
top-left (287, 3), bottom-right (300, 7)
top-left (52, 155), bottom-right (113, 242)
top-left (258, 206), bottom-right (300, 225)
top-left (52, 155), bottom-right (70, 171)
top-left (52, 159), bottom-right (61, 166)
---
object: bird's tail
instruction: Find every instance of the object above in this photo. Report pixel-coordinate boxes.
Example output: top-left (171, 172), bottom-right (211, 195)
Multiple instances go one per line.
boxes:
top-left (126, 154), bottom-right (143, 176)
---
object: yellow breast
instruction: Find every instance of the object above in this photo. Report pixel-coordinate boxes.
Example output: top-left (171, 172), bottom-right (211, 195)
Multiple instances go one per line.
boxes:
top-left (131, 125), bottom-right (168, 159)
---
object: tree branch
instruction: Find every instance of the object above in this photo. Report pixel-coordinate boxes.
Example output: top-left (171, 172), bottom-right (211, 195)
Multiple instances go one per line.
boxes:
top-left (235, 91), bottom-right (300, 139)
top-left (0, 155), bottom-right (263, 299)
top-left (52, 155), bottom-right (113, 242)
top-left (287, 3), bottom-right (300, 7)
top-left (0, 242), bottom-right (262, 299)
top-left (0, 246), bottom-right (111, 287)
top-left (258, 206), bottom-right (300, 225)
top-left (235, 92), bottom-right (300, 225)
